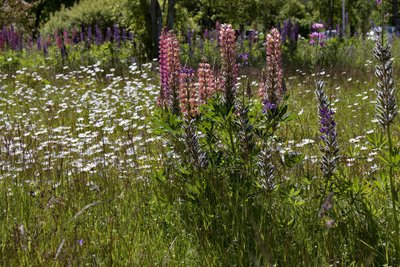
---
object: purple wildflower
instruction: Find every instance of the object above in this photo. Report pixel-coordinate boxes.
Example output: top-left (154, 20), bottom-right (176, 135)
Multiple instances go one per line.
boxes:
top-left (309, 32), bottom-right (327, 47)
top-left (238, 52), bottom-right (249, 67)
top-left (281, 19), bottom-right (292, 43)
top-left (80, 29), bottom-right (85, 43)
top-left (262, 102), bottom-right (277, 113)
top-left (318, 192), bottom-right (334, 218)
top-left (312, 23), bottom-right (325, 30)
top-left (113, 24), bottom-right (121, 47)
top-left (72, 28), bottom-right (79, 44)
top-left (316, 81), bottom-right (339, 178)
top-left (87, 26), bottom-right (92, 44)
top-left (291, 23), bottom-right (299, 42)
top-left (95, 25), bottom-right (103, 45)
top-left (0, 31), bottom-right (4, 51)
top-left (122, 28), bottom-right (127, 41)
top-left (36, 35), bottom-right (41, 50)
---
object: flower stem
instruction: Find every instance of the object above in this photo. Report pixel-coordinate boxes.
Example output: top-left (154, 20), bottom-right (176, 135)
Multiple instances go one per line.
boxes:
top-left (387, 124), bottom-right (400, 259)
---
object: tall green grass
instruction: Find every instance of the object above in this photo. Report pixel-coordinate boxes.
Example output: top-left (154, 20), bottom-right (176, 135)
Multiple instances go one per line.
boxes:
top-left (0, 35), bottom-right (398, 266)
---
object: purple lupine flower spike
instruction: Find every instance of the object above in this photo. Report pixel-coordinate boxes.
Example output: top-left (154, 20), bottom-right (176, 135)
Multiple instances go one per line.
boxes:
top-left (80, 28), bottom-right (85, 43)
top-left (95, 25), bottom-right (103, 45)
top-left (36, 35), bottom-right (41, 50)
top-left (122, 28), bottom-right (127, 42)
top-left (316, 81), bottom-right (339, 178)
top-left (72, 27), bottom-right (79, 44)
top-left (87, 26), bottom-right (92, 44)
top-left (113, 24), bottom-right (120, 47)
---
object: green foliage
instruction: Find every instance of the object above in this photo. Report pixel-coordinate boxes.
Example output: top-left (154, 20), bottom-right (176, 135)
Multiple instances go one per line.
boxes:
top-left (2, 0), bottom-right (400, 264)
top-left (0, 51), bottom-right (22, 72)
top-left (0, 0), bottom-right (35, 32)
top-left (0, 40), bottom-right (399, 264)
top-left (42, 0), bottom-right (125, 34)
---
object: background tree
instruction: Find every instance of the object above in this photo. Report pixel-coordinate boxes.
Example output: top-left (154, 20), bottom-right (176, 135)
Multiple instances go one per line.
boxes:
top-left (28, 0), bottom-right (77, 37)
top-left (0, 0), bottom-right (35, 31)
top-left (0, 0), bottom-right (78, 35)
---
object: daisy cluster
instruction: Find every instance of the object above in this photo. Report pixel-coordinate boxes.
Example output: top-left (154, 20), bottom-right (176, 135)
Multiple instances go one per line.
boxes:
top-left (0, 62), bottom-right (161, 188)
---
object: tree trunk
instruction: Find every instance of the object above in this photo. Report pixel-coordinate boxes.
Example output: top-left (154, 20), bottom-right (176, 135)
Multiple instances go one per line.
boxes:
top-left (33, 0), bottom-right (47, 38)
top-left (328, 0), bottom-right (334, 30)
top-left (394, 0), bottom-right (399, 33)
top-left (150, 0), bottom-right (162, 58)
top-left (166, 0), bottom-right (175, 30)
top-left (140, 0), bottom-right (162, 59)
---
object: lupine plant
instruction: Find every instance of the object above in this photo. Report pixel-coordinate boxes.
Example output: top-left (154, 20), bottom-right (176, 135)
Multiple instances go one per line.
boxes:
top-left (280, 19), bottom-right (299, 57)
top-left (371, 28), bottom-right (400, 260)
top-left (153, 25), bottom-right (294, 265)
top-left (316, 80), bottom-right (339, 181)
top-left (157, 29), bottom-right (181, 114)
top-left (219, 24), bottom-right (238, 110)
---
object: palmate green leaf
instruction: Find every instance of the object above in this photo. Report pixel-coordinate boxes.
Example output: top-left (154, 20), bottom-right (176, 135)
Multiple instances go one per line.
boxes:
top-left (377, 154), bottom-right (390, 166)
top-left (392, 147), bottom-right (400, 169)
top-left (366, 131), bottom-right (387, 150)
top-left (386, 147), bottom-right (400, 168)
top-left (377, 146), bottom-right (400, 168)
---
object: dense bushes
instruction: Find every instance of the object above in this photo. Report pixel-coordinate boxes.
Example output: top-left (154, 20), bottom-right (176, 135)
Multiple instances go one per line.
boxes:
top-left (42, 0), bottom-right (125, 34)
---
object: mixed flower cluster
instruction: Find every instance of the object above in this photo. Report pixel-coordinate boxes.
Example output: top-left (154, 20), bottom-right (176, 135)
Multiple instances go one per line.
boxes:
top-left (0, 26), bottom-right (22, 50)
top-left (281, 19), bottom-right (299, 44)
top-left (158, 25), bottom-right (288, 118)
top-left (158, 25), bottom-right (240, 117)
top-left (0, 24), bottom-right (134, 55)
top-left (309, 23), bottom-right (327, 47)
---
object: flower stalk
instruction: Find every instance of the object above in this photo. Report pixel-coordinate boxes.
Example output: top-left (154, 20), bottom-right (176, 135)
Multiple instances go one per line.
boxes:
top-left (374, 29), bottom-right (399, 258)
top-left (219, 24), bottom-right (238, 110)
top-left (316, 81), bottom-right (339, 179)
top-left (259, 28), bottom-right (284, 112)
top-left (158, 29), bottom-right (181, 114)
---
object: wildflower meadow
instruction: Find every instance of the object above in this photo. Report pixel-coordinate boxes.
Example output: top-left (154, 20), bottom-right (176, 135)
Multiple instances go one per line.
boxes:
top-left (1, 0), bottom-right (400, 266)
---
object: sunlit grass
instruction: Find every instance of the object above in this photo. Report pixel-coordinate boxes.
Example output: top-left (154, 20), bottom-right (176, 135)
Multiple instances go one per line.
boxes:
top-left (0, 37), bottom-right (399, 265)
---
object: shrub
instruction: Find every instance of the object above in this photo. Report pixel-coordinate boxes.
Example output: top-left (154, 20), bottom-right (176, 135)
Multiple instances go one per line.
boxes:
top-left (42, 0), bottom-right (125, 34)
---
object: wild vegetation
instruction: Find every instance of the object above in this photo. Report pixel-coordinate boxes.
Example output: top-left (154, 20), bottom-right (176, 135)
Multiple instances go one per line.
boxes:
top-left (0, 0), bottom-right (399, 266)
